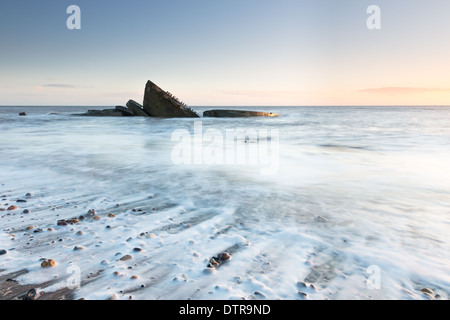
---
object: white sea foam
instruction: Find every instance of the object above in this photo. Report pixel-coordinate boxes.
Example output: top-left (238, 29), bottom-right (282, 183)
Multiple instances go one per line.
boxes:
top-left (0, 106), bottom-right (449, 300)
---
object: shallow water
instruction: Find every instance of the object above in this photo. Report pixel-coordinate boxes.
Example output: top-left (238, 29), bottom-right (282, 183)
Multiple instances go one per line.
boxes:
top-left (0, 106), bottom-right (449, 300)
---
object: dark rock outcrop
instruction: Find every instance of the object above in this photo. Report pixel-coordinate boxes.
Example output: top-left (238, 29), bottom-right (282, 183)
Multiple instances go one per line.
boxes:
top-left (81, 109), bottom-right (125, 117)
top-left (126, 100), bottom-right (150, 117)
top-left (76, 80), bottom-right (280, 119)
top-left (115, 106), bottom-right (134, 116)
top-left (143, 80), bottom-right (199, 118)
top-left (203, 110), bottom-right (279, 118)
top-left (77, 80), bottom-right (199, 118)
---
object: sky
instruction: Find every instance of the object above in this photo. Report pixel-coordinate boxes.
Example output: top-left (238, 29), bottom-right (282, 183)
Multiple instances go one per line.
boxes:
top-left (0, 0), bottom-right (449, 106)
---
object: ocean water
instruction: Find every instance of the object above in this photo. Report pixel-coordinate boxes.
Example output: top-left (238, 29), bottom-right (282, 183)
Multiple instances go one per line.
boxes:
top-left (0, 105), bottom-right (449, 300)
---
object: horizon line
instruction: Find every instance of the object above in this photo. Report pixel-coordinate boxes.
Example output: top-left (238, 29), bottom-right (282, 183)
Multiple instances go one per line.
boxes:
top-left (1, 105), bottom-right (450, 109)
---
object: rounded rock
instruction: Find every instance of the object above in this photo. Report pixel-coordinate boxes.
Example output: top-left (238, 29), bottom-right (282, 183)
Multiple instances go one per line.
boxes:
top-left (7, 205), bottom-right (18, 211)
top-left (23, 289), bottom-right (38, 300)
top-left (217, 252), bottom-right (231, 261)
top-left (421, 288), bottom-right (434, 295)
top-left (119, 254), bottom-right (133, 261)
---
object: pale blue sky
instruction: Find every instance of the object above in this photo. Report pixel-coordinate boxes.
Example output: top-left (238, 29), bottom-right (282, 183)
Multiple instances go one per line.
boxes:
top-left (1, 0), bottom-right (449, 106)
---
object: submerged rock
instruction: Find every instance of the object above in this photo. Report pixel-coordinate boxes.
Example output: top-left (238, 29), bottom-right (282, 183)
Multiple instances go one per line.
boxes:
top-left (203, 110), bottom-right (279, 118)
top-left (115, 106), bottom-right (134, 116)
top-left (143, 80), bottom-right (199, 118)
top-left (81, 109), bottom-right (125, 117)
top-left (126, 100), bottom-right (150, 117)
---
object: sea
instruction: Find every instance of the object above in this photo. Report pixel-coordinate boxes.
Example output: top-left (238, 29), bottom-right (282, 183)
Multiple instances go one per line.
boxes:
top-left (0, 105), bottom-right (449, 300)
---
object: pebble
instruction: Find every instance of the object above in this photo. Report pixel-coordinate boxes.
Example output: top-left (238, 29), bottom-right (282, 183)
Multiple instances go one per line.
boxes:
top-left (22, 289), bottom-right (38, 300)
top-left (254, 291), bottom-right (267, 298)
top-left (0, 249), bottom-right (7, 255)
top-left (119, 254), bottom-right (133, 261)
top-left (74, 246), bottom-right (85, 251)
top-left (66, 218), bottom-right (80, 224)
top-left (93, 216), bottom-right (101, 221)
top-left (130, 275), bottom-right (139, 280)
top-left (25, 193), bottom-right (33, 197)
top-left (23, 209), bottom-right (30, 214)
top-left (41, 259), bottom-right (56, 268)
top-left (420, 288), bottom-right (434, 295)
top-left (16, 199), bottom-right (27, 203)
top-left (26, 226), bottom-right (34, 231)
top-left (7, 205), bottom-right (18, 211)
top-left (298, 291), bottom-right (308, 299)
top-left (208, 258), bottom-right (219, 268)
top-left (133, 247), bottom-right (143, 252)
top-left (108, 213), bottom-right (115, 218)
top-left (217, 252), bottom-right (231, 261)
top-left (76, 231), bottom-right (84, 236)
